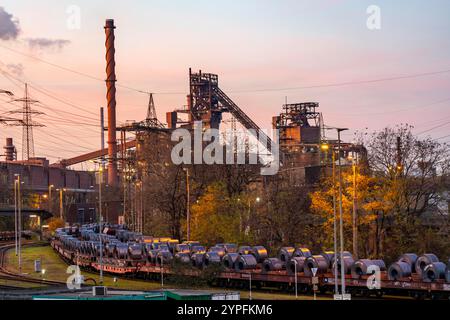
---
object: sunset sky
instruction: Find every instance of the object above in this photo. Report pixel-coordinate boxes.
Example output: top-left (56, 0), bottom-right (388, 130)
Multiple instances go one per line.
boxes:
top-left (0, 0), bottom-right (449, 164)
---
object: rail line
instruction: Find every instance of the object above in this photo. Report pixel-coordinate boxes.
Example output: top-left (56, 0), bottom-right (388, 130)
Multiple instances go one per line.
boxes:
top-left (0, 241), bottom-right (67, 288)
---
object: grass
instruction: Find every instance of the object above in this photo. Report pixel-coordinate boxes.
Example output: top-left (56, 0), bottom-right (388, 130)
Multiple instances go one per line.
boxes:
top-left (5, 244), bottom-right (331, 300)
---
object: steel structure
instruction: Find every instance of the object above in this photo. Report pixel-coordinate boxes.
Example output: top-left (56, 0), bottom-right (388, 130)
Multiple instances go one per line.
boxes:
top-left (8, 84), bottom-right (44, 160)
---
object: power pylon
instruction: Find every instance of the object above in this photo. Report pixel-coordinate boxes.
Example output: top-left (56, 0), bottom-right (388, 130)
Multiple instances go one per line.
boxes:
top-left (143, 93), bottom-right (164, 128)
top-left (8, 84), bottom-right (44, 160)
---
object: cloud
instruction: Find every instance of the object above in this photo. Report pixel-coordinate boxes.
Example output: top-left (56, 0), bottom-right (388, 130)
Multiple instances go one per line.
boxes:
top-left (0, 7), bottom-right (20, 40)
top-left (26, 38), bottom-right (71, 51)
top-left (6, 63), bottom-right (24, 77)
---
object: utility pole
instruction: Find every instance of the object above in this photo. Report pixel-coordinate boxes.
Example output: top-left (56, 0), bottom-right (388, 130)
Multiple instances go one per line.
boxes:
top-left (14, 177), bottom-right (18, 255)
top-left (183, 168), bottom-right (190, 241)
top-left (337, 128), bottom-right (348, 296)
top-left (98, 167), bottom-right (104, 284)
top-left (332, 149), bottom-right (339, 296)
top-left (352, 153), bottom-right (358, 259)
top-left (48, 184), bottom-right (54, 213)
top-left (59, 188), bottom-right (65, 221)
top-left (16, 175), bottom-right (22, 273)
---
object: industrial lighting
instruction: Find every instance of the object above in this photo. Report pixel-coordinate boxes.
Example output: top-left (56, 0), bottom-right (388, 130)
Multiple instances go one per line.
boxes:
top-left (42, 194), bottom-right (48, 199)
top-left (256, 197), bottom-right (261, 203)
top-left (321, 143), bottom-right (329, 151)
top-left (29, 215), bottom-right (37, 218)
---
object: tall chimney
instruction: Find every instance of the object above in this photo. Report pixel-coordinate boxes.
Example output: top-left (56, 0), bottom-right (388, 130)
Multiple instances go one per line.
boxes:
top-left (4, 138), bottom-right (16, 161)
top-left (104, 19), bottom-right (118, 186)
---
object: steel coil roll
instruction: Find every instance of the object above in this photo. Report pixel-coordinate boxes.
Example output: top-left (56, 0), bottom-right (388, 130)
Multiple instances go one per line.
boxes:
top-left (388, 261), bottom-right (412, 280)
top-left (175, 244), bottom-right (190, 254)
top-left (147, 249), bottom-right (159, 263)
top-left (235, 254), bottom-right (258, 271)
top-left (262, 258), bottom-right (285, 273)
top-left (223, 243), bottom-right (237, 253)
top-left (415, 254), bottom-right (439, 276)
top-left (156, 250), bottom-right (173, 265)
top-left (351, 259), bottom-right (386, 279)
top-left (279, 247), bottom-right (295, 262)
top-left (174, 252), bottom-right (191, 264)
top-left (331, 251), bottom-right (353, 265)
top-left (208, 246), bottom-right (226, 258)
top-left (286, 257), bottom-right (307, 275)
top-left (204, 252), bottom-right (222, 266)
top-left (332, 256), bottom-right (355, 276)
top-left (114, 243), bottom-right (129, 260)
top-left (398, 253), bottom-right (418, 273)
top-left (293, 247), bottom-right (312, 258)
top-left (321, 251), bottom-right (335, 268)
top-left (238, 246), bottom-right (252, 255)
top-left (191, 253), bottom-right (205, 268)
top-left (191, 245), bottom-right (206, 254)
top-left (304, 255), bottom-right (329, 276)
top-left (105, 243), bottom-right (117, 257)
top-left (128, 243), bottom-right (144, 260)
top-left (222, 253), bottom-right (239, 269)
top-left (251, 246), bottom-right (268, 263)
top-left (422, 262), bottom-right (446, 282)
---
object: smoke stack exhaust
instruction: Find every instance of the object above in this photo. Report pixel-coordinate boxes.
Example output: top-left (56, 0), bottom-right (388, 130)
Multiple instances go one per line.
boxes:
top-left (4, 138), bottom-right (16, 161)
top-left (104, 19), bottom-right (118, 186)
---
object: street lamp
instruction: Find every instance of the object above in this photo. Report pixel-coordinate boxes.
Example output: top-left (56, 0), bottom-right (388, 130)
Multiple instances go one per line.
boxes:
top-left (337, 128), bottom-right (349, 297)
top-left (293, 259), bottom-right (298, 299)
top-left (14, 174), bottom-right (22, 273)
top-left (183, 168), bottom-right (190, 241)
top-left (97, 166), bottom-right (104, 284)
top-left (48, 184), bottom-right (54, 213)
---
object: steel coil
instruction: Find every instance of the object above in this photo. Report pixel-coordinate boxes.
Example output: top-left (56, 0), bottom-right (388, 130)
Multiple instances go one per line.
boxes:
top-left (351, 259), bottom-right (386, 279)
top-left (208, 246), bottom-right (226, 258)
top-left (286, 257), bottom-right (306, 275)
top-left (223, 243), bottom-right (237, 253)
top-left (320, 251), bottom-right (335, 268)
top-left (422, 262), bottom-right (446, 282)
top-left (293, 247), bottom-right (312, 258)
top-left (174, 252), bottom-right (191, 264)
top-left (222, 253), bottom-right (239, 269)
top-left (235, 254), bottom-right (258, 271)
top-left (114, 243), bottom-right (129, 260)
top-left (398, 253), bottom-right (418, 273)
top-left (332, 255), bottom-right (355, 276)
top-left (262, 258), bottom-right (285, 273)
top-left (175, 244), bottom-right (190, 254)
top-left (331, 251), bottom-right (353, 265)
top-left (415, 254), bottom-right (439, 276)
top-left (204, 252), bottom-right (222, 266)
top-left (251, 246), bottom-right (268, 263)
top-left (191, 253), bottom-right (205, 268)
top-left (304, 255), bottom-right (329, 276)
top-left (147, 249), bottom-right (159, 263)
top-left (156, 250), bottom-right (173, 265)
top-left (238, 246), bottom-right (252, 255)
top-left (278, 247), bottom-right (295, 262)
top-left (388, 261), bottom-right (412, 280)
top-left (128, 243), bottom-right (144, 260)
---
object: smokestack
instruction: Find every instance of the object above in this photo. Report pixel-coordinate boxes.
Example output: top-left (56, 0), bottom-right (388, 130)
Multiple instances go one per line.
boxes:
top-left (104, 19), bottom-right (118, 186)
top-left (4, 138), bottom-right (16, 161)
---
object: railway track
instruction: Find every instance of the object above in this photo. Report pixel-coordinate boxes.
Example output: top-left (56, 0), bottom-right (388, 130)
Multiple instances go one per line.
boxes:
top-left (0, 241), bottom-right (67, 288)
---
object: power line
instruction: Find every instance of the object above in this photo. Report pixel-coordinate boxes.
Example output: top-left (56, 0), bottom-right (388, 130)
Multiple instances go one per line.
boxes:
top-left (1, 43), bottom-right (450, 95)
top-left (0, 43), bottom-right (150, 95)
top-left (416, 121), bottom-right (450, 135)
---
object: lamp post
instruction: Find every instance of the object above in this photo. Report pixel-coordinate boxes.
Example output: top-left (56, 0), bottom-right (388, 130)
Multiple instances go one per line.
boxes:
top-left (14, 177), bottom-right (18, 255)
top-left (48, 184), bottom-right (54, 213)
top-left (322, 143), bottom-right (339, 296)
top-left (98, 167), bottom-right (104, 284)
top-left (351, 154), bottom-right (359, 259)
top-left (294, 259), bottom-right (298, 299)
top-left (58, 188), bottom-right (65, 221)
top-left (337, 128), bottom-right (349, 296)
top-left (14, 174), bottom-right (22, 273)
top-left (183, 168), bottom-right (190, 241)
